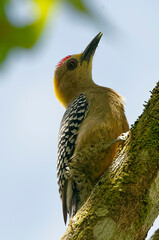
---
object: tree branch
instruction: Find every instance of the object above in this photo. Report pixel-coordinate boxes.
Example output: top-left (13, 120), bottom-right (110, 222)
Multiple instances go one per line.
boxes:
top-left (61, 82), bottom-right (159, 240)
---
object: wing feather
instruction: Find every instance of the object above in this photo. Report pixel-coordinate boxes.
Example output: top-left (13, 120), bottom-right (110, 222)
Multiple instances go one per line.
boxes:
top-left (57, 94), bottom-right (89, 223)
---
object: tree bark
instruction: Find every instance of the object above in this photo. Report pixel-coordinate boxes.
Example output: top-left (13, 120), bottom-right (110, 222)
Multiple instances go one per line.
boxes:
top-left (61, 82), bottom-right (159, 240)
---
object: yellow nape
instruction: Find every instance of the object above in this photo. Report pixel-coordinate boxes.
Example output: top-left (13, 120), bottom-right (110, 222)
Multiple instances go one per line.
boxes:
top-left (53, 76), bottom-right (66, 107)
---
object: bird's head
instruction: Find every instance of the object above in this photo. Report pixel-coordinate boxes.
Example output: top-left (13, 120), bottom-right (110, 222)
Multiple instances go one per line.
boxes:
top-left (54, 32), bottom-right (103, 107)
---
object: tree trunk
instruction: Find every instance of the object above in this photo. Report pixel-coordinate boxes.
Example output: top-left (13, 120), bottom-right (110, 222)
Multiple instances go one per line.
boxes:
top-left (61, 82), bottom-right (159, 240)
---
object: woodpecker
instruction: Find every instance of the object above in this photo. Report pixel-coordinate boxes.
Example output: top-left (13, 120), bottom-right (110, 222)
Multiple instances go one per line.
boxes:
top-left (54, 32), bottom-right (129, 224)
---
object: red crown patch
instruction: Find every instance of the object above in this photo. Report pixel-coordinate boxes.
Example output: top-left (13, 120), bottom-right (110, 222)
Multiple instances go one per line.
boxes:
top-left (56, 55), bottom-right (71, 68)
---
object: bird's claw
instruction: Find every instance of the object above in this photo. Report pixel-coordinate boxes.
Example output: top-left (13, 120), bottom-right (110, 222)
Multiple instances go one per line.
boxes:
top-left (117, 131), bottom-right (129, 141)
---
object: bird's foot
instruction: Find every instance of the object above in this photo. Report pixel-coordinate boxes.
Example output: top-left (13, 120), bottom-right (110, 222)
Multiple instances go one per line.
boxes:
top-left (117, 131), bottom-right (130, 141)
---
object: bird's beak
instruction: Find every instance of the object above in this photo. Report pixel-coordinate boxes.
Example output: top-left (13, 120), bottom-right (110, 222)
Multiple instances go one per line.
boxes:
top-left (80, 32), bottom-right (103, 65)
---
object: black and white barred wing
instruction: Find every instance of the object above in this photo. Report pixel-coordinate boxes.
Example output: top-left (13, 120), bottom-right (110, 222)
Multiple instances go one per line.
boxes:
top-left (57, 94), bottom-right (89, 199)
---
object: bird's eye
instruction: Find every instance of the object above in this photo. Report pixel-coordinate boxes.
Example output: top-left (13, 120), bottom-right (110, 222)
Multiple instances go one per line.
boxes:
top-left (67, 59), bottom-right (78, 71)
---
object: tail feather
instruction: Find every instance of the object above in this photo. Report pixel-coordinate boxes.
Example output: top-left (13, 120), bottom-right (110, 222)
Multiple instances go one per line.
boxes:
top-left (62, 182), bottom-right (68, 224)
top-left (69, 186), bottom-right (77, 218)
top-left (62, 180), bottom-right (78, 224)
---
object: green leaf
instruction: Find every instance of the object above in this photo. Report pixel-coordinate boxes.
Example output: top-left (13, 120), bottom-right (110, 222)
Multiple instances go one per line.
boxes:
top-left (0, 0), bottom-right (54, 64)
top-left (65, 0), bottom-right (88, 13)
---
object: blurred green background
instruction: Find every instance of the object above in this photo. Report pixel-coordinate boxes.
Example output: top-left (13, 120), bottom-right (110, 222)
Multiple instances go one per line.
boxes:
top-left (0, 0), bottom-right (159, 239)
